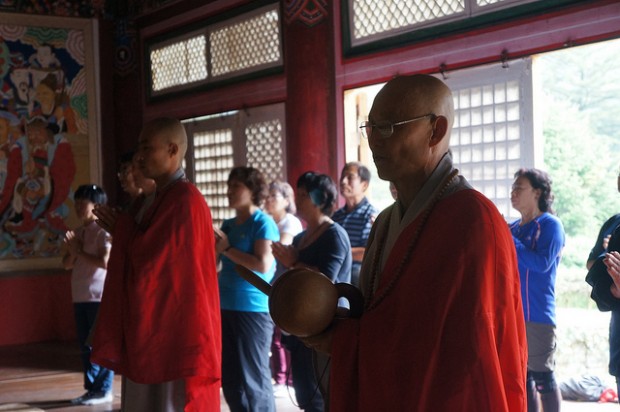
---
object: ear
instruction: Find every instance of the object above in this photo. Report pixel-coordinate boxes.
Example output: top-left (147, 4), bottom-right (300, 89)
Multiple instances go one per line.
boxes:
top-left (429, 115), bottom-right (448, 148)
top-left (361, 180), bottom-right (369, 192)
top-left (168, 142), bottom-right (179, 156)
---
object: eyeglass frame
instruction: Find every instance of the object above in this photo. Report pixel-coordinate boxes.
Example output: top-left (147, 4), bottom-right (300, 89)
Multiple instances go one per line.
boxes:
top-left (359, 113), bottom-right (437, 139)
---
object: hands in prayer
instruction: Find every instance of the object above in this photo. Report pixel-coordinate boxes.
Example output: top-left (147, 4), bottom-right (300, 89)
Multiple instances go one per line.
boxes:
top-left (64, 230), bottom-right (82, 256)
top-left (93, 205), bottom-right (119, 234)
top-left (603, 234), bottom-right (611, 251)
top-left (605, 251), bottom-right (620, 298)
top-left (213, 226), bottom-right (230, 254)
top-left (271, 241), bottom-right (298, 268)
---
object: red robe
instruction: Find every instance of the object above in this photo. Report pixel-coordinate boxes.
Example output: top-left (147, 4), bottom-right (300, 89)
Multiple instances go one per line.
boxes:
top-left (330, 189), bottom-right (527, 412)
top-left (92, 179), bottom-right (221, 411)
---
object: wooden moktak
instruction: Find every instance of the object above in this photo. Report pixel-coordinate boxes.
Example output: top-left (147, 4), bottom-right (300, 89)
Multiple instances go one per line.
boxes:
top-left (235, 265), bottom-right (363, 337)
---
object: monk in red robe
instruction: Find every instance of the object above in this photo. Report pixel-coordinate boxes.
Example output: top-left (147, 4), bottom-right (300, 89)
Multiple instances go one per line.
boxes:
top-left (309, 75), bottom-right (527, 411)
top-left (91, 117), bottom-right (221, 411)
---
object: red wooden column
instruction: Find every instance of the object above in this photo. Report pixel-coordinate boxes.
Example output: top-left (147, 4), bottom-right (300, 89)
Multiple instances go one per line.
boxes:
top-left (283, 1), bottom-right (337, 184)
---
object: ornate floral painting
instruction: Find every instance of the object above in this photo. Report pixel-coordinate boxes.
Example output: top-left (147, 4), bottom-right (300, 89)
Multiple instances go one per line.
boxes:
top-left (0, 14), bottom-right (99, 271)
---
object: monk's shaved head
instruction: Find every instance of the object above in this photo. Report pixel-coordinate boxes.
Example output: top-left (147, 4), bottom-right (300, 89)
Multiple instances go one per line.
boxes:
top-left (377, 75), bottom-right (453, 118)
top-left (367, 74), bottom-right (457, 201)
top-left (140, 117), bottom-right (188, 161)
top-left (373, 74), bottom-right (454, 150)
top-left (137, 117), bottom-right (188, 186)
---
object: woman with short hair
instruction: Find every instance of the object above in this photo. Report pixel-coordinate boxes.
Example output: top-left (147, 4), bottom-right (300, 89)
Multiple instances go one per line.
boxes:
top-left (214, 166), bottom-right (279, 412)
top-left (272, 171), bottom-right (352, 412)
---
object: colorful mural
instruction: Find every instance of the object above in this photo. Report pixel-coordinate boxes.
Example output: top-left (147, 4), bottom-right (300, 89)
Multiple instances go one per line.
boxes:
top-left (0, 22), bottom-right (88, 261)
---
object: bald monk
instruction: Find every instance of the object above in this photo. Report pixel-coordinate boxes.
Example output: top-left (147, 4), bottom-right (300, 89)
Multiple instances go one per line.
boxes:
top-left (92, 117), bottom-right (221, 411)
top-left (308, 75), bottom-right (527, 411)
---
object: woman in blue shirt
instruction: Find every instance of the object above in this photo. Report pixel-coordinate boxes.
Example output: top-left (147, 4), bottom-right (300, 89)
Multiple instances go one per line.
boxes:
top-left (509, 168), bottom-right (565, 412)
top-left (214, 166), bottom-right (279, 412)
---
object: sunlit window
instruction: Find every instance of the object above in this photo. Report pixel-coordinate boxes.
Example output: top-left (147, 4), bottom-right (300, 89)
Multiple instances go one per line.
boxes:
top-left (210, 8), bottom-right (281, 78)
top-left (348, 0), bottom-right (538, 47)
top-left (148, 4), bottom-right (281, 96)
top-left (150, 34), bottom-right (207, 92)
top-left (448, 60), bottom-right (533, 222)
top-left (245, 119), bottom-right (285, 183)
top-left (183, 103), bottom-right (286, 226)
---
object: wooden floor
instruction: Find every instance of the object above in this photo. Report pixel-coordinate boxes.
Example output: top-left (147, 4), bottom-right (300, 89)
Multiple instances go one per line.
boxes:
top-left (0, 341), bottom-right (300, 412)
top-left (0, 341), bottom-right (121, 411)
top-left (0, 340), bottom-right (616, 412)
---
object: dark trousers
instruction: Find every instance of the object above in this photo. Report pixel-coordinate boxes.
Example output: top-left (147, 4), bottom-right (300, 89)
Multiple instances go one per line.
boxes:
top-left (282, 335), bottom-right (325, 412)
top-left (221, 310), bottom-right (275, 412)
top-left (73, 302), bottom-right (114, 393)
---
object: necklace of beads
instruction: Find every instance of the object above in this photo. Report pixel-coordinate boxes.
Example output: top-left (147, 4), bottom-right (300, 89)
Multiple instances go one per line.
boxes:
top-left (364, 170), bottom-right (459, 311)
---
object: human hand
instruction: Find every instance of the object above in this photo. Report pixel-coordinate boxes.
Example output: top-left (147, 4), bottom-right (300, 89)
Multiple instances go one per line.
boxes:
top-left (603, 235), bottom-right (611, 251)
top-left (213, 226), bottom-right (230, 254)
top-left (272, 242), bottom-right (298, 268)
top-left (605, 251), bottom-right (620, 296)
top-left (93, 204), bottom-right (118, 233)
top-left (300, 326), bottom-right (334, 355)
top-left (611, 284), bottom-right (620, 299)
top-left (64, 230), bottom-right (82, 256)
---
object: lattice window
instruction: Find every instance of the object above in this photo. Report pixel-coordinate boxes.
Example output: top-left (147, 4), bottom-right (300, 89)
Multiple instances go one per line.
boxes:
top-left (192, 129), bottom-right (235, 224)
top-left (184, 103), bottom-right (286, 226)
top-left (352, 0), bottom-right (464, 41)
top-left (150, 34), bottom-right (207, 92)
top-left (147, 4), bottom-right (281, 96)
top-left (210, 9), bottom-right (281, 78)
top-left (348, 0), bottom-right (538, 46)
top-left (245, 120), bottom-right (284, 183)
top-left (447, 59), bottom-right (534, 222)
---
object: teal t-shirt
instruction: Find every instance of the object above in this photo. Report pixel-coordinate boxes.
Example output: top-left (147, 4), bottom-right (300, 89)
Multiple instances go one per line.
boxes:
top-left (218, 209), bottom-right (279, 312)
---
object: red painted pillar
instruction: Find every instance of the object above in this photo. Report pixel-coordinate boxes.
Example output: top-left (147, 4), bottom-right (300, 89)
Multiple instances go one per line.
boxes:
top-left (283, 1), bottom-right (337, 184)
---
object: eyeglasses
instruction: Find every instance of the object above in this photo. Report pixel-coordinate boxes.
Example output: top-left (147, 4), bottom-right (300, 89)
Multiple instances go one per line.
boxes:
top-left (267, 192), bottom-right (284, 200)
top-left (359, 113), bottom-right (436, 139)
top-left (117, 166), bottom-right (132, 179)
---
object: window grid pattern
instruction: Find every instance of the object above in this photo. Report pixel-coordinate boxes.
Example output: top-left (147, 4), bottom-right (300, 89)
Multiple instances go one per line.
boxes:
top-left (149, 6), bottom-right (281, 94)
top-left (352, 0), bottom-right (464, 40)
top-left (150, 35), bottom-right (207, 92)
top-left (210, 10), bottom-right (280, 77)
top-left (350, 0), bottom-right (536, 44)
top-left (450, 80), bottom-right (521, 220)
top-left (245, 119), bottom-right (284, 184)
top-left (192, 129), bottom-right (235, 225)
